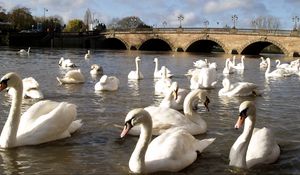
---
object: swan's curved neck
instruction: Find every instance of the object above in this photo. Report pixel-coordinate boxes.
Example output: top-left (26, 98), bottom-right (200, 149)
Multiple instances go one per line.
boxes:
top-left (0, 82), bottom-right (23, 148)
top-left (129, 117), bottom-right (152, 173)
top-left (154, 60), bottom-right (159, 73)
top-left (265, 59), bottom-right (271, 76)
top-left (135, 59), bottom-right (140, 75)
top-left (183, 93), bottom-right (205, 127)
top-left (230, 116), bottom-right (255, 168)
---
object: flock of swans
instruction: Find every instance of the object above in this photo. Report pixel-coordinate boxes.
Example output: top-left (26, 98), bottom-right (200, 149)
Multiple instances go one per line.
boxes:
top-left (2, 49), bottom-right (300, 174)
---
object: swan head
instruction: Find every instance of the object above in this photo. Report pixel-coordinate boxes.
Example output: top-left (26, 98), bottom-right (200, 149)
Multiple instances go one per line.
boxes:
top-left (0, 72), bottom-right (22, 92)
top-left (135, 56), bottom-right (141, 61)
top-left (91, 64), bottom-right (99, 70)
top-left (235, 101), bottom-right (256, 129)
top-left (59, 57), bottom-right (64, 65)
top-left (169, 82), bottom-right (179, 100)
top-left (188, 89), bottom-right (210, 111)
top-left (153, 57), bottom-right (158, 63)
top-left (120, 108), bottom-right (152, 138)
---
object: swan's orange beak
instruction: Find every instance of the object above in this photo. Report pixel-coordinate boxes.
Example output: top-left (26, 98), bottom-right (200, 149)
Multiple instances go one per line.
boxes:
top-left (120, 122), bottom-right (133, 138)
top-left (234, 116), bottom-right (245, 129)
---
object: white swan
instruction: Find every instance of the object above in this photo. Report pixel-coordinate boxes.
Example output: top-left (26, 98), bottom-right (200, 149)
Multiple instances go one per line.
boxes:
top-left (275, 59), bottom-right (289, 69)
top-left (121, 108), bottom-right (215, 174)
top-left (259, 57), bottom-right (268, 69)
top-left (154, 66), bottom-right (172, 95)
top-left (84, 50), bottom-right (91, 59)
top-left (95, 75), bottom-right (119, 91)
top-left (159, 82), bottom-right (191, 111)
top-left (193, 59), bottom-right (208, 68)
top-left (58, 57), bottom-right (77, 68)
top-left (128, 89), bottom-right (210, 136)
top-left (218, 78), bottom-right (260, 97)
top-left (57, 69), bottom-right (85, 84)
top-left (229, 101), bottom-right (280, 169)
top-left (232, 56), bottom-right (245, 70)
top-left (190, 67), bottom-right (217, 89)
top-left (0, 72), bottom-right (82, 148)
top-left (128, 56), bottom-right (144, 80)
top-left (265, 58), bottom-right (292, 78)
top-left (90, 64), bottom-right (103, 76)
top-left (17, 47), bottom-right (30, 56)
top-left (153, 58), bottom-right (173, 78)
top-left (8, 77), bottom-right (43, 99)
top-left (223, 58), bottom-right (234, 75)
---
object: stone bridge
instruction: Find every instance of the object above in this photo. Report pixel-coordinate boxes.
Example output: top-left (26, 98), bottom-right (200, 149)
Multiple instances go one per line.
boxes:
top-left (101, 28), bottom-right (300, 57)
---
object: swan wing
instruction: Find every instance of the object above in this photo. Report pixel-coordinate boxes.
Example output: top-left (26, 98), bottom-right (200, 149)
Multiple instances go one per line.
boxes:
top-left (16, 100), bottom-right (80, 146)
top-left (246, 127), bottom-right (280, 168)
top-left (228, 82), bottom-right (258, 96)
top-left (145, 128), bottom-right (215, 173)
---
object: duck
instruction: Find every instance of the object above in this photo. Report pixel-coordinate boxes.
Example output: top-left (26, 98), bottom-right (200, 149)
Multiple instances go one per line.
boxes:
top-left (85, 50), bottom-right (91, 59)
top-left (128, 89), bottom-right (210, 136)
top-left (265, 58), bottom-right (292, 78)
top-left (17, 47), bottom-right (30, 56)
top-left (229, 101), bottom-right (280, 169)
top-left (94, 75), bottom-right (119, 91)
top-left (0, 72), bottom-right (82, 148)
top-left (218, 78), bottom-right (259, 97)
top-left (121, 108), bottom-right (215, 174)
top-left (57, 69), bottom-right (85, 84)
top-left (128, 56), bottom-right (144, 80)
top-left (90, 64), bottom-right (103, 76)
top-left (58, 57), bottom-right (77, 68)
top-left (153, 58), bottom-right (173, 78)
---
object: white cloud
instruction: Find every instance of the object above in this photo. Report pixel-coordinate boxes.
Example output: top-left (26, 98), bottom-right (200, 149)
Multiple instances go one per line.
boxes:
top-left (203, 0), bottom-right (246, 14)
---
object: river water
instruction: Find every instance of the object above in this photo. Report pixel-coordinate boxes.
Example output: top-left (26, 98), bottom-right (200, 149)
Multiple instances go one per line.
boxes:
top-left (0, 47), bottom-right (299, 174)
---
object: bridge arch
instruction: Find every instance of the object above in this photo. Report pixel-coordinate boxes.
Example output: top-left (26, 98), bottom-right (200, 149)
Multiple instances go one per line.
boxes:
top-left (185, 35), bottom-right (228, 53)
top-left (239, 38), bottom-right (288, 56)
top-left (102, 37), bottom-right (129, 50)
top-left (138, 37), bottom-right (174, 51)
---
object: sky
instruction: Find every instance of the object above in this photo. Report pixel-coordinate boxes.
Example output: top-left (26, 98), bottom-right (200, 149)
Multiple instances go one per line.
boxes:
top-left (1, 0), bottom-right (300, 29)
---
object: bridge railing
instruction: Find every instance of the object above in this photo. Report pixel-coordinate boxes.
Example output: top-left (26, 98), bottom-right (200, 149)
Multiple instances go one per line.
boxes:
top-left (104, 27), bottom-right (299, 37)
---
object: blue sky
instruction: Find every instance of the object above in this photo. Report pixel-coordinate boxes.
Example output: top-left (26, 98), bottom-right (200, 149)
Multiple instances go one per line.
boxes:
top-left (1, 0), bottom-right (299, 29)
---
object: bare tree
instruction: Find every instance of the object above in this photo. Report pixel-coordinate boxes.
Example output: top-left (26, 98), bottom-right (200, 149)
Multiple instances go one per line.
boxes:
top-left (250, 16), bottom-right (281, 31)
top-left (83, 8), bottom-right (92, 31)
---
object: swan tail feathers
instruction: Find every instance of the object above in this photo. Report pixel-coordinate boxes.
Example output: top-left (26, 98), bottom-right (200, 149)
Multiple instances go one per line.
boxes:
top-left (68, 119), bottom-right (83, 134)
top-left (196, 138), bottom-right (216, 153)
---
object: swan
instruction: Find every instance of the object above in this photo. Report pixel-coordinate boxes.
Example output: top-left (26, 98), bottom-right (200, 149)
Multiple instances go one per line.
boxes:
top-left (193, 59), bottom-right (208, 68)
top-left (232, 56), bottom-right (245, 70)
top-left (8, 77), bottom-right (44, 99)
top-left (154, 66), bottom-right (172, 95)
top-left (153, 58), bottom-right (173, 78)
top-left (57, 69), bottom-right (85, 84)
top-left (128, 89), bottom-right (210, 136)
top-left (265, 58), bottom-right (292, 78)
top-left (84, 50), bottom-right (91, 59)
top-left (17, 47), bottom-right (30, 56)
top-left (190, 67), bottom-right (217, 89)
top-left (223, 58), bottom-right (234, 75)
top-left (95, 75), bottom-right (119, 91)
top-left (90, 64), bottom-right (103, 76)
top-left (159, 82), bottom-right (190, 111)
top-left (58, 57), bottom-right (77, 68)
top-left (275, 59), bottom-right (290, 69)
top-left (259, 57), bottom-right (268, 69)
top-left (0, 72), bottom-right (82, 148)
top-left (229, 101), bottom-right (280, 169)
top-left (121, 108), bottom-right (215, 174)
top-left (218, 78), bottom-right (260, 97)
top-left (128, 56), bottom-right (144, 80)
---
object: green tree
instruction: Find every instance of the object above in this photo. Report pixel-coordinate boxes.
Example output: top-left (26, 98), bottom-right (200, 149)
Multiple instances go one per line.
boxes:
top-left (64, 19), bottom-right (85, 32)
top-left (8, 6), bottom-right (34, 31)
top-left (107, 16), bottom-right (150, 29)
top-left (35, 15), bottom-right (63, 32)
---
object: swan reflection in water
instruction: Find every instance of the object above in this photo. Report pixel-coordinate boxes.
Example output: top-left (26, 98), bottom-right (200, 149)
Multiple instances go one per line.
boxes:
top-left (127, 80), bottom-right (140, 97)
